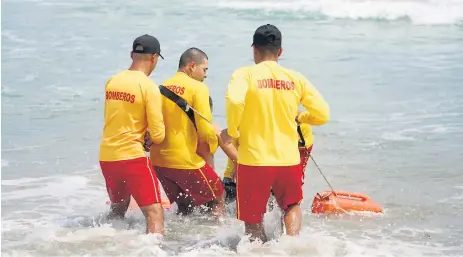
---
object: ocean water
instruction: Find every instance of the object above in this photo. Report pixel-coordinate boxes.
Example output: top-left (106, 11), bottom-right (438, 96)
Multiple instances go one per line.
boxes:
top-left (2, 0), bottom-right (463, 256)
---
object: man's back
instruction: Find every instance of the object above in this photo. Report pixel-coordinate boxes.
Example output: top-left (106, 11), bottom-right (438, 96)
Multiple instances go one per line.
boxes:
top-left (227, 61), bottom-right (327, 166)
top-left (99, 34), bottom-right (166, 236)
top-left (150, 72), bottom-right (217, 169)
top-left (227, 23), bottom-right (330, 242)
top-left (100, 70), bottom-right (164, 161)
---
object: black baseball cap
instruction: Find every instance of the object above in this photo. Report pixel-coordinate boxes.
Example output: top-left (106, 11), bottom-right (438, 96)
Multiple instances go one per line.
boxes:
top-left (132, 34), bottom-right (164, 59)
top-left (251, 24), bottom-right (282, 47)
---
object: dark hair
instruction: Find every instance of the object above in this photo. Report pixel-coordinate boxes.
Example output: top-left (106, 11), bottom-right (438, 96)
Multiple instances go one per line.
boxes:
top-left (209, 96), bottom-right (213, 111)
top-left (254, 44), bottom-right (280, 57)
top-left (178, 47), bottom-right (208, 69)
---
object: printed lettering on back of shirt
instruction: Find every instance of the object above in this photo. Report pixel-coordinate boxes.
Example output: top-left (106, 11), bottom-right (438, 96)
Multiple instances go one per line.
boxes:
top-left (105, 91), bottom-right (136, 103)
top-left (165, 85), bottom-right (185, 95)
top-left (256, 79), bottom-right (295, 90)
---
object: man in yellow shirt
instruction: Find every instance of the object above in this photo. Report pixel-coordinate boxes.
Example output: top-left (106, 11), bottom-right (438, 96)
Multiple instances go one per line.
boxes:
top-left (99, 34), bottom-right (166, 235)
top-left (223, 24), bottom-right (330, 242)
top-left (150, 48), bottom-right (225, 217)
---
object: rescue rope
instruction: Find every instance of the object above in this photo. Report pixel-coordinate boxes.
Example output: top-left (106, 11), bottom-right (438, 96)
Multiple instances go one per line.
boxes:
top-left (309, 154), bottom-right (348, 213)
top-left (309, 155), bottom-right (335, 193)
top-left (187, 105), bottom-right (212, 124)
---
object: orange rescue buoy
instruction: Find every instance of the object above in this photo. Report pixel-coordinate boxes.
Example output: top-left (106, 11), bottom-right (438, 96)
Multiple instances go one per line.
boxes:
top-left (105, 196), bottom-right (171, 210)
top-left (311, 190), bottom-right (383, 214)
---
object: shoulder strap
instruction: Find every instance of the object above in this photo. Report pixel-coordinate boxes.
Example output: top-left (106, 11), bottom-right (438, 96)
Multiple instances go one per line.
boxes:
top-left (159, 85), bottom-right (197, 130)
top-left (297, 125), bottom-right (306, 147)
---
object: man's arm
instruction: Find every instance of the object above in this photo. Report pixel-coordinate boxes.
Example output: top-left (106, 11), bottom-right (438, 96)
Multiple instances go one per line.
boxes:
top-left (213, 124), bottom-right (238, 163)
top-left (145, 82), bottom-right (165, 144)
top-left (220, 140), bottom-right (238, 163)
top-left (193, 85), bottom-right (218, 155)
top-left (225, 68), bottom-right (250, 138)
top-left (297, 76), bottom-right (330, 125)
top-left (197, 141), bottom-right (215, 169)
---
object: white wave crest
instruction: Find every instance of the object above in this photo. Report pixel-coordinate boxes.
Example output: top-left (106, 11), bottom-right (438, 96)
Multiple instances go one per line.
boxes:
top-left (208, 0), bottom-right (463, 25)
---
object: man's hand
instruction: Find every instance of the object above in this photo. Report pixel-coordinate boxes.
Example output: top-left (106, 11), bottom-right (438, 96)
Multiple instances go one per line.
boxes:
top-left (212, 123), bottom-right (222, 137)
top-left (214, 126), bottom-right (238, 164)
top-left (212, 123), bottom-right (224, 145)
top-left (143, 131), bottom-right (152, 152)
top-left (219, 129), bottom-right (233, 145)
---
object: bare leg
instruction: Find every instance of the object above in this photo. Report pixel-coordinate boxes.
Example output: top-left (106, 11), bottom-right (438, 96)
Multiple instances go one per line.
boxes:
top-left (208, 193), bottom-right (225, 218)
top-left (108, 196), bottom-right (130, 220)
top-left (140, 203), bottom-right (165, 235)
top-left (283, 204), bottom-right (302, 236)
top-left (244, 222), bottom-right (268, 243)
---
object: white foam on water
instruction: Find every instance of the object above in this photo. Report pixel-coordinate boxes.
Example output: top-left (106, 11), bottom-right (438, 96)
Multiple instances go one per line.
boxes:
top-left (2, 159), bottom-right (11, 167)
top-left (379, 122), bottom-right (463, 142)
top-left (2, 175), bottom-right (65, 186)
top-left (202, 0), bottom-right (463, 25)
top-left (381, 131), bottom-right (416, 141)
top-left (183, 226), bottom-right (445, 256)
top-left (2, 144), bottom-right (50, 153)
top-left (1, 85), bottom-right (23, 98)
top-left (438, 184), bottom-right (463, 203)
top-left (1, 30), bottom-right (37, 44)
top-left (2, 175), bottom-right (89, 201)
top-left (1, 172), bottom-right (453, 256)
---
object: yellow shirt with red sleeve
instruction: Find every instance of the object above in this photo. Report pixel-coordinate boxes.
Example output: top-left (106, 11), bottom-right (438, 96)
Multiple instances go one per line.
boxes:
top-left (150, 72), bottom-right (218, 169)
top-left (225, 61), bottom-right (329, 166)
top-left (99, 70), bottom-right (165, 162)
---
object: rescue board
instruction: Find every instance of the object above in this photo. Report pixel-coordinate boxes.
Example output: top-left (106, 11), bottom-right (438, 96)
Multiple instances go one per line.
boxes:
top-left (311, 190), bottom-right (383, 214)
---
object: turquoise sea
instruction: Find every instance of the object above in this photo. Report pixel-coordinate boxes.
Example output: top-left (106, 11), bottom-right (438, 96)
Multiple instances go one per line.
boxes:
top-left (2, 0), bottom-right (463, 256)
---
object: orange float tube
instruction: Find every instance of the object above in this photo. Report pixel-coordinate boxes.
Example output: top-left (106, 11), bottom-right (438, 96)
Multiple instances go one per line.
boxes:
top-left (105, 196), bottom-right (171, 210)
top-left (311, 190), bottom-right (383, 214)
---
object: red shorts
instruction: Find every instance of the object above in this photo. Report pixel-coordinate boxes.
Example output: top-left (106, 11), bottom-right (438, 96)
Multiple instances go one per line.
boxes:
top-left (154, 163), bottom-right (224, 206)
top-left (100, 157), bottom-right (162, 207)
top-left (236, 164), bottom-right (303, 224)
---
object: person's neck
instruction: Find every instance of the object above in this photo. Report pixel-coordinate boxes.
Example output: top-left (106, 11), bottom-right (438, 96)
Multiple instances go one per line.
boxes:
top-left (256, 57), bottom-right (278, 64)
top-left (129, 61), bottom-right (151, 76)
top-left (177, 68), bottom-right (190, 76)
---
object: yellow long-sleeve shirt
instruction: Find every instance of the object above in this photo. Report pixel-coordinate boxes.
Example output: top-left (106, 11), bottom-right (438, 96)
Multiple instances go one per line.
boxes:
top-left (150, 72), bottom-right (218, 169)
top-left (99, 70), bottom-right (165, 162)
top-left (225, 61), bottom-right (329, 166)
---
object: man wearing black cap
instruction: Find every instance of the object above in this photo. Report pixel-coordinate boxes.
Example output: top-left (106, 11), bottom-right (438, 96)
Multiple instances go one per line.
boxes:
top-left (99, 34), bottom-right (166, 236)
top-left (222, 24), bottom-right (330, 242)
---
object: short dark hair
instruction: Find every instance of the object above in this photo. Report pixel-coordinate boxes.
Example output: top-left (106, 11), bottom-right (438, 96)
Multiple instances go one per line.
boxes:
top-left (254, 44), bottom-right (280, 57)
top-left (178, 47), bottom-right (208, 69)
